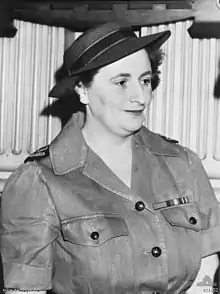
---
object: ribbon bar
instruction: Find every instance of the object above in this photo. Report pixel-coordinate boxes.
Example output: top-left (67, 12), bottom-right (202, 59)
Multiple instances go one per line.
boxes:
top-left (153, 196), bottom-right (190, 210)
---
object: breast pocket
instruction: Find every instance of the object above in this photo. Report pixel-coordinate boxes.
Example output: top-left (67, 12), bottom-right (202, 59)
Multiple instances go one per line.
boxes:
top-left (61, 214), bottom-right (129, 247)
top-left (160, 203), bottom-right (204, 231)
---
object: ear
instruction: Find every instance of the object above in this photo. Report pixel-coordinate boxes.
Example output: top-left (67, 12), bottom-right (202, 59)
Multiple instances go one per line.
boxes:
top-left (75, 82), bottom-right (89, 105)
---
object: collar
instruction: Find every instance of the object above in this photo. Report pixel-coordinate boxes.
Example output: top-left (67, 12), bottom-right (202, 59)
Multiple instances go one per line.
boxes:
top-left (50, 112), bottom-right (88, 175)
top-left (134, 127), bottom-right (181, 157)
top-left (49, 112), bottom-right (180, 175)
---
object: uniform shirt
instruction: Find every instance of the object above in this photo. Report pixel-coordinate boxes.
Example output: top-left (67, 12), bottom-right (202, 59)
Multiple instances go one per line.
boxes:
top-left (1, 113), bottom-right (220, 294)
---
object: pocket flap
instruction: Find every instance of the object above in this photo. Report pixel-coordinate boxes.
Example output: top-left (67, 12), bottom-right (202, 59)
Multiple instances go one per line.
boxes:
top-left (160, 203), bottom-right (204, 231)
top-left (61, 214), bottom-right (128, 246)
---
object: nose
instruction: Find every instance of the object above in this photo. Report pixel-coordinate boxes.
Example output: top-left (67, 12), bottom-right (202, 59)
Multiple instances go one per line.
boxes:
top-left (129, 83), bottom-right (148, 104)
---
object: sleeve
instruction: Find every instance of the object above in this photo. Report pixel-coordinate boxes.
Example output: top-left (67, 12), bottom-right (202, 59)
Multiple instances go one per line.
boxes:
top-left (186, 149), bottom-right (220, 258)
top-left (0, 162), bottom-right (60, 291)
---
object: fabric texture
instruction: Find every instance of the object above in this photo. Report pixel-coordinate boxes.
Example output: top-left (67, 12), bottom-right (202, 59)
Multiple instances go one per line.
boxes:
top-left (1, 113), bottom-right (220, 294)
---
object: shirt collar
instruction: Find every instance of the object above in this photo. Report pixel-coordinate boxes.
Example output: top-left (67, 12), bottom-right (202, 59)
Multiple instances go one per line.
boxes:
top-left (50, 112), bottom-right (88, 175)
top-left (134, 127), bottom-right (181, 157)
top-left (49, 113), bottom-right (180, 175)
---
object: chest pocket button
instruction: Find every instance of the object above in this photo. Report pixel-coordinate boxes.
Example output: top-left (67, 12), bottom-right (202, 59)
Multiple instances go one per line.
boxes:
top-left (61, 214), bottom-right (128, 246)
top-left (151, 246), bottom-right (162, 257)
top-left (135, 201), bottom-right (145, 211)
top-left (160, 203), bottom-right (203, 231)
top-left (189, 216), bottom-right (197, 225)
top-left (91, 231), bottom-right (99, 240)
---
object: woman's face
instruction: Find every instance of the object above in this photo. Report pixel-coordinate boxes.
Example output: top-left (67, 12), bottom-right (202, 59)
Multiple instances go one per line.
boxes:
top-left (83, 49), bottom-right (153, 137)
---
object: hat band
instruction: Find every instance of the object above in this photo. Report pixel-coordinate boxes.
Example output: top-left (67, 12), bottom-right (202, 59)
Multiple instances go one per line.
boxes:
top-left (68, 28), bottom-right (136, 76)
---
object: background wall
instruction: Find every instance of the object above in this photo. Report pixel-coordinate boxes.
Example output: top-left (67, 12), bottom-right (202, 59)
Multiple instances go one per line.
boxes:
top-left (142, 20), bottom-right (220, 200)
top-left (0, 20), bottom-right (219, 201)
top-left (0, 20), bottom-right (64, 193)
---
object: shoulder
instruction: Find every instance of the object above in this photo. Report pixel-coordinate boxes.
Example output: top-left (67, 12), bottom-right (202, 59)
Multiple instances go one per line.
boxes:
top-left (159, 135), bottom-right (202, 168)
top-left (139, 127), bottom-right (186, 156)
top-left (3, 145), bottom-right (52, 194)
top-left (24, 145), bottom-right (50, 163)
top-left (139, 127), bottom-right (180, 146)
top-left (139, 127), bottom-right (198, 164)
top-left (2, 161), bottom-right (44, 198)
top-left (158, 134), bottom-right (200, 164)
top-left (158, 134), bottom-right (179, 144)
top-left (158, 134), bottom-right (193, 163)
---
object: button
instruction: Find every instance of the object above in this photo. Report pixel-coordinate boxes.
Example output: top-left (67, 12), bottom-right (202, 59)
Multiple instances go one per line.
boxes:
top-left (151, 246), bottom-right (162, 257)
top-left (189, 216), bottom-right (197, 225)
top-left (91, 231), bottom-right (99, 240)
top-left (135, 201), bottom-right (145, 211)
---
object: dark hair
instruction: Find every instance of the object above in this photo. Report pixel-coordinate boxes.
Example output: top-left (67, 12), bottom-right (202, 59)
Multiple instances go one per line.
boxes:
top-left (147, 48), bottom-right (164, 91)
top-left (77, 68), bottom-right (100, 88)
top-left (78, 48), bottom-right (164, 91)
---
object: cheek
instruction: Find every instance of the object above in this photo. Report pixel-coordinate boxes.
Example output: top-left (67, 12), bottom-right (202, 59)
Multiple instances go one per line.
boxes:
top-left (88, 88), bottom-right (106, 108)
top-left (144, 87), bottom-right (153, 100)
top-left (88, 92), bottom-right (114, 116)
top-left (88, 85), bottom-right (126, 113)
top-left (98, 91), bottom-right (124, 110)
top-left (99, 95), bottom-right (108, 107)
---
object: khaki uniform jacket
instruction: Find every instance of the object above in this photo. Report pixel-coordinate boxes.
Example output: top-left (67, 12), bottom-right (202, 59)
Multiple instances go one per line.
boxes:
top-left (1, 114), bottom-right (220, 294)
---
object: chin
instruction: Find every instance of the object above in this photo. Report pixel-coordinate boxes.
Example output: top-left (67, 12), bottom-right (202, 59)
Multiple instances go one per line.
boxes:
top-left (123, 122), bottom-right (143, 135)
top-left (117, 117), bottom-right (144, 136)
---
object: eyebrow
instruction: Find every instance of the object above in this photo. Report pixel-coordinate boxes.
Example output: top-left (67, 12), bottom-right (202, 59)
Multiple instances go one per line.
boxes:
top-left (110, 73), bottom-right (131, 81)
top-left (110, 70), bottom-right (152, 81)
top-left (139, 70), bottom-right (152, 78)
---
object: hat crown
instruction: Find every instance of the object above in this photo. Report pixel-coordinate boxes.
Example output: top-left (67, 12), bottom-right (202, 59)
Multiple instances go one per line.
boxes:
top-left (64, 21), bottom-right (135, 71)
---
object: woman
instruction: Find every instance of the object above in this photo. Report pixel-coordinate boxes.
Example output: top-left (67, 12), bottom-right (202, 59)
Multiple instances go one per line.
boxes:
top-left (1, 21), bottom-right (220, 294)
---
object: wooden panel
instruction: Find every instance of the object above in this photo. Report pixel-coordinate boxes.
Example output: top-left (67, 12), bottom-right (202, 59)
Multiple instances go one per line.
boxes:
top-left (13, 3), bottom-right (193, 31)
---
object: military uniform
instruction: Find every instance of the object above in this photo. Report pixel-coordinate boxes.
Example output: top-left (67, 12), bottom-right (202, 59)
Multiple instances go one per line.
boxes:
top-left (1, 113), bottom-right (220, 294)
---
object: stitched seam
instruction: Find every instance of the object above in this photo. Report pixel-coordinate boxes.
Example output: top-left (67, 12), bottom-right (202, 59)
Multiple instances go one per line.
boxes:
top-left (36, 162), bottom-right (61, 229)
top-left (2, 261), bottom-right (53, 270)
top-left (61, 213), bottom-right (124, 224)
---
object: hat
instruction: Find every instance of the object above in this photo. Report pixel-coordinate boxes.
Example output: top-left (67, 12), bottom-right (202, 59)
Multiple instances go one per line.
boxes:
top-left (49, 21), bottom-right (171, 99)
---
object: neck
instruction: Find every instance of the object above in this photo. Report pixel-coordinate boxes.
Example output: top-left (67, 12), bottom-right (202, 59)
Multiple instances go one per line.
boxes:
top-left (82, 119), bottom-right (133, 155)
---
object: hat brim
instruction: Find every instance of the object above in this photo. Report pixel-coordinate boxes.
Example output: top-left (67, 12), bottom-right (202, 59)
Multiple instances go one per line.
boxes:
top-left (49, 30), bottom-right (171, 99)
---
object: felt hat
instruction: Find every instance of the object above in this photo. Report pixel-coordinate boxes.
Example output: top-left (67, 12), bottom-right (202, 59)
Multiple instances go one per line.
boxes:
top-left (49, 21), bottom-right (171, 98)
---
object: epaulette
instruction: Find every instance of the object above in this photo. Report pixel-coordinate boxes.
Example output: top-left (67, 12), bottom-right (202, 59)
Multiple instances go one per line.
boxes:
top-left (159, 134), bottom-right (179, 144)
top-left (24, 145), bottom-right (50, 163)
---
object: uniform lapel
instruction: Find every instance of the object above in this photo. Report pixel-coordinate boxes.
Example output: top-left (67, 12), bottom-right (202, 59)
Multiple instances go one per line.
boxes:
top-left (49, 114), bottom-right (181, 213)
top-left (82, 147), bottom-right (154, 212)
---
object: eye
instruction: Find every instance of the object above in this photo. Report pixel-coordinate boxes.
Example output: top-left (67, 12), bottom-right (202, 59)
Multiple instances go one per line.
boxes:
top-left (115, 80), bottom-right (127, 88)
top-left (141, 77), bottom-right (152, 86)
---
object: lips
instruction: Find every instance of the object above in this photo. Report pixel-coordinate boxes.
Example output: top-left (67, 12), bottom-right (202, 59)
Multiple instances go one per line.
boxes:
top-left (124, 109), bottom-right (145, 113)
